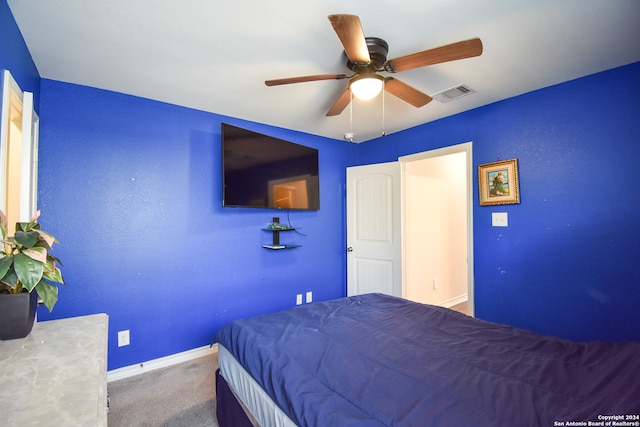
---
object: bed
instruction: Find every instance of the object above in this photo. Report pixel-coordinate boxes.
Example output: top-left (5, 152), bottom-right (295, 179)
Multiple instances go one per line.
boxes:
top-left (213, 293), bottom-right (640, 427)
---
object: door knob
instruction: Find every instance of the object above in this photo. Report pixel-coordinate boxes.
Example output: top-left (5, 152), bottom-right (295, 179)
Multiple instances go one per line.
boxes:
top-left (346, 247), bottom-right (353, 252)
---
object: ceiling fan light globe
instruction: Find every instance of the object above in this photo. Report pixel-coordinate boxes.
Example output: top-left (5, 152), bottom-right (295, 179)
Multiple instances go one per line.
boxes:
top-left (350, 75), bottom-right (383, 100)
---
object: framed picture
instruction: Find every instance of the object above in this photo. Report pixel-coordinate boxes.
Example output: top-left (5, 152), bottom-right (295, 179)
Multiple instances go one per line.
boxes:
top-left (478, 159), bottom-right (520, 206)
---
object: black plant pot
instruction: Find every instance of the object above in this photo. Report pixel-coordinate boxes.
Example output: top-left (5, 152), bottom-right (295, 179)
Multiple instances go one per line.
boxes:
top-left (0, 291), bottom-right (38, 340)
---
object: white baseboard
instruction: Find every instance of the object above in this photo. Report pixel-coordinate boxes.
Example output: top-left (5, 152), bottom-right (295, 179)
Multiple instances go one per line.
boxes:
top-left (439, 294), bottom-right (468, 308)
top-left (107, 343), bottom-right (219, 383)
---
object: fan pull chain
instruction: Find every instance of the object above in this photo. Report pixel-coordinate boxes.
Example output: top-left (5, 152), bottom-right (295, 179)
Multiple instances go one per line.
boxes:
top-left (343, 90), bottom-right (353, 143)
top-left (381, 80), bottom-right (386, 137)
top-left (350, 90), bottom-right (353, 136)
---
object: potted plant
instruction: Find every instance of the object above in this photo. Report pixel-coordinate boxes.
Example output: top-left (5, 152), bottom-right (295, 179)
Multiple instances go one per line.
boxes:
top-left (0, 210), bottom-right (64, 340)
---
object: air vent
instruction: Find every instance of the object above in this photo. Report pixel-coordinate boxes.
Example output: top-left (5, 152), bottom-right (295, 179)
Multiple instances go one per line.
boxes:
top-left (432, 84), bottom-right (476, 103)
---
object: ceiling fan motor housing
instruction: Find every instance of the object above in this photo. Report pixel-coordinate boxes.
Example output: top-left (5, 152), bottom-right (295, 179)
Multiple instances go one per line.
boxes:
top-left (346, 37), bottom-right (389, 73)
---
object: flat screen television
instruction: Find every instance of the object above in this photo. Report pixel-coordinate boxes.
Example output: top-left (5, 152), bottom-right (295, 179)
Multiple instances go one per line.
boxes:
top-left (221, 123), bottom-right (320, 210)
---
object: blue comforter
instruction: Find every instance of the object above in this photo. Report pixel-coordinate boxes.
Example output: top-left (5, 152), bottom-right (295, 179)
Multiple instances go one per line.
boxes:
top-left (214, 293), bottom-right (640, 427)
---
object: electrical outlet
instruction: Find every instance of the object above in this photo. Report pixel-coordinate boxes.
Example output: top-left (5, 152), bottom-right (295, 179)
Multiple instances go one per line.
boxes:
top-left (306, 291), bottom-right (313, 303)
top-left (118, 330), bottom-right (130, 347)
top-left (296, 294), bottom-right (303, 305)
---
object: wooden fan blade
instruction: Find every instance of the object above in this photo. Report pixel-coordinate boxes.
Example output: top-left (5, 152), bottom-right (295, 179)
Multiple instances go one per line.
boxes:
top-left (326, 88), bottom-right (352, 116)
top-left (328, 14), bottom-right (370, 64)
top-left (265, 74), bottom-right (348, 86)
top-left (386, 38), bottom-right (483, 73)
top-left (384, 78), bottom-right (432, 108)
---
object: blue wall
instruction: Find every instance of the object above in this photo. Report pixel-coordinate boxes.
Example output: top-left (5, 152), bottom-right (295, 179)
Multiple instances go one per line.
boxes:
top-left (359, 62), bottom-right (640, 342)
top-left (0, 0), bottom-right (40, 109)
top-left (36, 80), bottom-right (357, 369)
top-left (2, 1), bottom-right (639, 370)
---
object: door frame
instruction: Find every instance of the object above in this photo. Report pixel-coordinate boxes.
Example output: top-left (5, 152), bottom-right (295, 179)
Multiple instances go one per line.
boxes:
top-left (0, 70), bottom-right (39, 222)
top-left (399, 142), bottom-right (474, 316)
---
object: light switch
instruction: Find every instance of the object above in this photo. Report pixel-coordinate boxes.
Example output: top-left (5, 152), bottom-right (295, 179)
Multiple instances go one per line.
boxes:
top-left (492, 212), bottom-right (508, 227)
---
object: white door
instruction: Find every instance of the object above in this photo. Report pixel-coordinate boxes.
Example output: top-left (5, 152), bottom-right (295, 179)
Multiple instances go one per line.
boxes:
top-left (346, 162), bottom-right (402, 297)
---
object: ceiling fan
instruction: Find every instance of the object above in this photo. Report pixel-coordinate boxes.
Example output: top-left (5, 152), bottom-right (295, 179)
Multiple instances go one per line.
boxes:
top-left (265, 14), bottom-right (483, 116)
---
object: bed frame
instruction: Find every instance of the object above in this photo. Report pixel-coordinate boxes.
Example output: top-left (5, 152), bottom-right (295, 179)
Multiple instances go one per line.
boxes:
top-left (215, 369), bottom-right (253, 427)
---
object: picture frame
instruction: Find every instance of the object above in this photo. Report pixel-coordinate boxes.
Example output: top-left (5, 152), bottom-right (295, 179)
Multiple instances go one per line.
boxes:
top-left (478, 159), bottom-right (520, 206)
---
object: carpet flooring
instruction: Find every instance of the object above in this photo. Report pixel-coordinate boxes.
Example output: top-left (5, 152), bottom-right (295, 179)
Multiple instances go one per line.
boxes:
top-left (107, 352), bottom-right (219, 427)
top-left (450, 300), bottom-right (469, 315)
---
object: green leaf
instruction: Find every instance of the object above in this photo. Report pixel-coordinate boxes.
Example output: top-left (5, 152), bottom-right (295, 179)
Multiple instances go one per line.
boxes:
top-left (0, 222), bottom-right (6, 241)
top-left (0, 255), bottom-right (14, 279)
top-left (43, 263), bottom-right (64, 285)
top-left (47, 254), bottom-right (63, 267)
top-left (35, 280), bottom-right (58, 312)
top-left (14, 230), bottom-right (39, 248)
top-left (34, 229), bottom-right (57, 249)
top-left (16, 221), bottom-right (32, 232)
top-left (24, 247), bottom-right (48, 263)
top-left (14, 253), bottom-right (44, 292)
top-left (1, 268), bottom-right (18, 288)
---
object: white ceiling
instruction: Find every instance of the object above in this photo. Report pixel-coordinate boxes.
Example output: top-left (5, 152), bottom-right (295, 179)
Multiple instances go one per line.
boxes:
top-left (7, 0), bottom-right (640, 142)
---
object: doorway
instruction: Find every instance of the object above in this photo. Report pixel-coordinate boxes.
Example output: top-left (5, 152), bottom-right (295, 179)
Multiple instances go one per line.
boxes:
top-left (400, 142), bottom-right (473, 315)
top-left (1, 70), bottom-right (39, 225)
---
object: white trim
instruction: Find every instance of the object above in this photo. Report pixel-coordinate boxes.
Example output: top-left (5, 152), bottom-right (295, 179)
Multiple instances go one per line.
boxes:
top-left (107, 344), bottom-right (218, 382)
top-left (438, 293), bottom-right (468, 308)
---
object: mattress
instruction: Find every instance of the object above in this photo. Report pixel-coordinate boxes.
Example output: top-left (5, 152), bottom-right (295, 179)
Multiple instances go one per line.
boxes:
top-left (217, 344), bottom-right (296, 427)
top-left (214, 293), bottom-right (640, 427)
